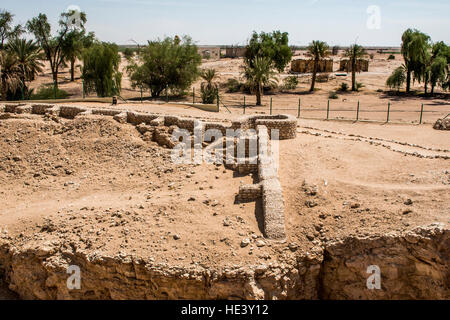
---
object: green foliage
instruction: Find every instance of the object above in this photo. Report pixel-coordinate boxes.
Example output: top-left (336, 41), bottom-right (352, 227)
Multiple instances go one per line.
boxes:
top-left (122, 47), bottom-right (135, 60)
top-left (128, 36), bottom-right (201, 98)
top-left (282, 76), bottom-right (298, 90)
top-left (31, 84), bottom-right (70, 100)
top-left (328, 91), bottom-right (338, 99)
top-left (338, 82), bottom-right (349, 92)
top-left (332, 45), bottom-right (340, 56)
top-left (243, 56), bottom-right (278, 106)
top-left (244, 31), bottom-right (292, 73)
top-left (345, 44), bottom-right (367, 91)
top-left (388, 54), bottom-right (396, 60)
top-left (401, 29), bottom-right (431, 92)
top-left (386, 66), bottom-right (407, 91)
top-left (307, 40), bottom-right (330, 92)
top-left (200, 69), bottom-right (218, 104)
top-left (226, 78), bottom-right (242, 93)
top-left (356, 82), bottom-right (365, 91)
top-left (0, 10), bottom-right (24, 49)
top-left (81, 42), bottom-right (122, 97)
top-left (0, 50), bottom-right (21, 100)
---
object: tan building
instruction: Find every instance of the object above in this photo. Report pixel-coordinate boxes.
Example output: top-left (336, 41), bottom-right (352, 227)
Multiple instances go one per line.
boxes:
top-left (198, 46), bottom-right (221, 60)
top-left (290, 59), bottom-right (333, 73)
top-left (225, 47), bottom-right (247, 58)
top-left (339, 59), bottom-right (369, 72)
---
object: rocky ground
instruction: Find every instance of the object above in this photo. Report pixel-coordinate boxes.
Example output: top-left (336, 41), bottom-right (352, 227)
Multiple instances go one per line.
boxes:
top-left (0, 109), bottom-right (448, 300)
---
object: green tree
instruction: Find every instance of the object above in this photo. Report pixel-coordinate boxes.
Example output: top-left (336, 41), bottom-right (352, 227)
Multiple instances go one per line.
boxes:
top-left (26, 10), bottom-right (87, 87)
top-left (7, 38), bottom-right (44, 97)
top-left (81, 42), bottom-right (122, 97)
top-left (386, 66), bottom-right (406, 92)
top-left (0, 50), bottom-right (21, 100)
top-left (128, 36), bottom-right (201, 98)
top-left (62, 30), bottom-right (95, 82)
top-left (423, 42), bottom-right (450, 95)
top-left (401, 29), bottom-right (431, 93)
top-left (244, 31), bottom-right (292, 73)
top-left (0, 10), bottom-right (24, 49)
top-left (344, 44), bottom-right (367, 91)
top-left (307, 40), bottom-right (330, 92)
top-left (243, 56), bottom-right (278, 106)
top-left (200, 68), bottom-right (218, 104)
top-left (122, 47), bottom-right (135, 60)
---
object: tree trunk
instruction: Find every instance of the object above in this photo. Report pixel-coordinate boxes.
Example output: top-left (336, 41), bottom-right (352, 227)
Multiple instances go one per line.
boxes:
top-left (310, 59), bottom-right (318, 92)
top-left (70, 58), bottom-right (75, 82)
top-left (52, 69), bottom-right (58, 88)
top-left (424, 73), bottom-right (428, 95)
top-left (431, 85), bottom-right (435, 96)
top-left (256, 83), bottom-right (262, 106)
top-left (406, 69), bottom-right (411, 93)
top-left (351, 59), bottom-right (356, 91)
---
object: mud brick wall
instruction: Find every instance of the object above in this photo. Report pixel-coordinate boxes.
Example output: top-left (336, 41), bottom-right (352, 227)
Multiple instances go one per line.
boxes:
top-left (238, 184), bottom-right (262, 202)
top-left (339, 59), bottom-right (369, 72)
top-left (31, 104), bottom-right (55, 115)
top-left (291, 59), bottom-right (333, 73)
top-left (126, 111), bottom-right (159, 125)
top-left (232, 114), bottom-right (297, 140)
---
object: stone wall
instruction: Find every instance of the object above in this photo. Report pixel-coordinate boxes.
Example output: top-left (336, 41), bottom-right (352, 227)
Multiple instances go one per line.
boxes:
top-left (291, 59), bottom-right (333, 73)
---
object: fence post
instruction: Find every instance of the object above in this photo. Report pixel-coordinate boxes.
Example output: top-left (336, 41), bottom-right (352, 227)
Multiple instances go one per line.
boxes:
top-left (193, 88), bottom-right (195, 104)
top-left (387, 101), bottom-right (391, 123)
top-left (243, 96), bottom-right (246, 114)
top-left (356, 100), bottom-right (360, 121)
top-left (327, 100), bottom-right (330, 120)
top-left (82, 80), bottom-right (85, 99)
top-left (298, 97), bottom-right (301, 118)
top-left (140, 86), bottom-right (143, 103)
top-left (217, 94), bottom-right (219, 112)
top-left (419, 104), bottom-right (424, 124)
top-left (53, 80), bottom-right (57, 99)
top-left (270, 97), bottom-right (272, 115)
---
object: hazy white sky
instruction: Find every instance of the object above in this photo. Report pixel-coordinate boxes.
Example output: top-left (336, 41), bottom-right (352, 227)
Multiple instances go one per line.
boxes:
top-left (3, 0), bottom-right (450, 46)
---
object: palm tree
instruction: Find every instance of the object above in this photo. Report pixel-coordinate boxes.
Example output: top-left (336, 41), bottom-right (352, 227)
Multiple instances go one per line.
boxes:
top-left (0, 50), bottom-right (21, 100)
top-left (243, 56), bottom-right (278, 106)
top-left (307, 40), bottom-right (330, 92)
top-left (345, 44), bottom-right (367, 91)
top-left (62, 30), bottom-right (85, 82)
top-left (401, 29), bottom-right (430, 93)
top-left (7, 38), bottom-right (44, 96)
top-left (200, 68), bottom-right (218, 104)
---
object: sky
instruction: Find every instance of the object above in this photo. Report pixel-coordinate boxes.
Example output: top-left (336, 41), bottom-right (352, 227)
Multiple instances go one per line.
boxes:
top-left (3, 0), bottom-right (450, 46)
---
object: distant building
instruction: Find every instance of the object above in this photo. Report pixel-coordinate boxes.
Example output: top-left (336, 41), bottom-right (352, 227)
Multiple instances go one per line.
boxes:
top-left (197, 46), bottom-right (221, 60)
top-left (291, 59), bottom-right (333, 73)
top-left (225, 47), bottom-right (247, 58)
top-left (339, 59), bottom-right (369, 72)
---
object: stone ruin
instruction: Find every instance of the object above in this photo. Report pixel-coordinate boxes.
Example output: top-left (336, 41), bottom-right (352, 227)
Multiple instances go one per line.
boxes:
top-left (0, 104), bottom-right (298, 241)
top-left (433, 116), bottom-right (450, 131)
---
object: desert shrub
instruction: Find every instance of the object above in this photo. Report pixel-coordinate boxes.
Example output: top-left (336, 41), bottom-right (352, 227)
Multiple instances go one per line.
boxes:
top-left (329, 91), bottom-right (338, 99)
top-left (356, 82), bottom-right (365, 91)
top-left (370, 53), bottom-right (375, 59)
top-left (122, 47), bottom-right (135, 60)
top-left (282, 76), bottom-right (298, 90)
top-left (128, 36), bottom-right (201, 98)
top-left (200, 69), bottom-right (218, 104)
top-left (81, 42), bottom-right (122, 97)
top-left (31, 85), bottom-right (70, 99)
top-left (338, 82), bottom-right (349, 92)
top-left (386, 66), bottom-right (406, 91)
top-left (316, 73), bottom-right (330, 83)
top-left (388, 54), bottom-right (396, 60)
top-left (226, 78), bottom-right (242, 93)
top-left (377, 89), bottom-right (383, 92)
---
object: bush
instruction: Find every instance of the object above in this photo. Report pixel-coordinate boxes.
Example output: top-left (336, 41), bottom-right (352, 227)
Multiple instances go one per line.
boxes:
top-left (386, 66), bottom-right (406, 91)
top-left (122, 47), bottom-right (135, 60)
top-left (388, 54), bottom-right (396, 60)
top-left (338, 82), bottom-right (349, 92)
top-left (282, 76), bottom-right (298, 90)
top-left (82, 42), bottom-right (122, 97)
top-left (370, 53), bottom-right (375, 59)
top-left (356, 82), bottom-right (365, 91)
top-left (226, 78), bottom-right (242, 93)
top-left (31, 85), bottom-right (70, 100)
top-left (128, 36), bottom-right (201, 98)
top-left (329, 91), bottom-right (338, 99)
